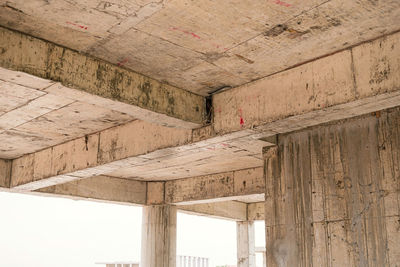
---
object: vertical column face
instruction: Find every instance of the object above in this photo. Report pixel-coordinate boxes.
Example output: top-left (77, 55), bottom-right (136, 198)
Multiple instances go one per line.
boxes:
top-left (264, 107), bottom-right (400, 267)
top-left (141, 205), bottom-right (177, 267)
top-left (237, 221), bottom-right (256, 267)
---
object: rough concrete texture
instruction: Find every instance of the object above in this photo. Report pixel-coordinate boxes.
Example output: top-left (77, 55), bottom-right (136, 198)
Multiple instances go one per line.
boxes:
top-left (247, 202), bottom-right (265, 221)
top-left (37, 175), bottom-right (147, 205)
top-left (178, 201), bottom-right (248, 221)
top-left (165, 167), bottom-right (264, 204)
top-left (264, 107), bottom-right (400, 267)
top-left (237, 221), bottom-right (256, 267)
top-left (0, 27), bottom-right (205, 127)
top-left (141, 205), bottom-right (177, 267)
top-left (1, 31), bottom-right (399, 189)
top-left (0, 159), bottom-right (11, 188)
top-left (9, 119), bottom-right (193, 190)
top-left (213, 31), bottom-right (400, 133)
top-left (0, 0), bottom-right (398, 95)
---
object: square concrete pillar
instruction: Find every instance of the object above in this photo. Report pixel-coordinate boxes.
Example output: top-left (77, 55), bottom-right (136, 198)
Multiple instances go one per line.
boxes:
top-left (237, 221), bottom-right (255, 267)
top-left (141, 205), bottom-right (177, 267)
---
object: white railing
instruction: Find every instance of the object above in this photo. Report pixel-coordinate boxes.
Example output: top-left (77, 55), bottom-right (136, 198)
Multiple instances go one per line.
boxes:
top-left (96, 262), bottom-right (139, 267)
top-left (177, 256), bottom-right (209, 267)
top-left (97, 256), bottom-right (209, 267)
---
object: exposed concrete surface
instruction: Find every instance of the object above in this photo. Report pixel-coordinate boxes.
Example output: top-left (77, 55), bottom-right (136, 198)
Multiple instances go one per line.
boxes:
top-left (37, 175), bottom-right (147, 205)
top-left (214, 31), bottom-right (400, 133)
top-left (247, 202), bottom-right (265, 221)
top-left (0, 0), bottom-right (398, 95)
top-left (141, 205), bottom-right (177, 267)
top-left (9, 120), bottom-right (193, 190)
top-left (0, 158), bottom-right (11, 188)
top-left (0, 27), bottom-right (205, 127)
top-left (165, 167), bottom-right (264, 204)
top-left (237, 221), bottom-right (256, 267)
top-left (3, 31), bottom-right (399, 192)
top-left (264, 108), bottom-right (400, 266)
top-left (178, 201), bottom-right (248, 221)
top-left (0, 67), bottom-right (135, 159)
top-left (0, 2), bottom-right (399, 265)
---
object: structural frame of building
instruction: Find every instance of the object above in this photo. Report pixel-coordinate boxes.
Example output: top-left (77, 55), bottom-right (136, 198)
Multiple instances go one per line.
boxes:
top-left (0, 1), bottom-right (399, 266)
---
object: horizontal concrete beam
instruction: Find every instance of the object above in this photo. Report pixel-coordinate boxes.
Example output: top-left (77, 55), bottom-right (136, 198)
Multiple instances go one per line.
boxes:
top-left (9, 120), bottom-right (192, 190)
top-left (178, 201), bottom-right (248, 221)
top-left (35, 175), bottom-right (249, 220)
top-left (36, 175), bottom-right (147, 205)
top-left (165, 167), bottom-right (264, 204)
top-left (248, 202), bottom-right (265, 221)
top-left (0, 26), bottom-right (205, 128)
top-left (213, 31), bottom-right (400, 134)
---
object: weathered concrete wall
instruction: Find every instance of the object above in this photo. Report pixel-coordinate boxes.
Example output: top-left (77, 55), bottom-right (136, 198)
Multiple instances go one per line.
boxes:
top-left (264, 107), bottom-right (400, 266)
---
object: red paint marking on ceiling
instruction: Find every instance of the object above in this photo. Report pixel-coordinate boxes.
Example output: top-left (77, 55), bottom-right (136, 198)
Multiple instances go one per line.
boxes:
top-left (66, 21), bottom-right (88, 30)
top-left (170, 27), bottom-right (228, 51)
top-left (117, 58), bottom-right (129, 67)
top-left (170, 27), bottom-right (201, 39)
top-left (274, 0), bottom-right (291, 7)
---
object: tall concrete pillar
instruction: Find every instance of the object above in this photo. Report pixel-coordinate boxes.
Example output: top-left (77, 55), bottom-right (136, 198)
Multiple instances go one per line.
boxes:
top-left (264, 109), bottom-right (400, 267)
top-left (237, 221), bottom-right (255, 267)
top-left (141, 205), bottom-right (177, 267)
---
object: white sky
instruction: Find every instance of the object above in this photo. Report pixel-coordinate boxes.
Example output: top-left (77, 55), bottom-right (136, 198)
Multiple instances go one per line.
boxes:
top-left (0, 192), bottom-right (265, 267)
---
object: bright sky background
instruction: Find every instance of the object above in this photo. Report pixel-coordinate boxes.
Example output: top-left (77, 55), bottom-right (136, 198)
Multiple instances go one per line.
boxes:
top-left (0, 191), bottom-right (265, 267)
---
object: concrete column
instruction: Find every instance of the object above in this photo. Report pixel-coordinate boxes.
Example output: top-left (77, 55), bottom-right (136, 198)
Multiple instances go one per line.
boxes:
top-left (237, 221), bottom-right (256, 267)
top-left (141, 205), bottom-right (177, 267)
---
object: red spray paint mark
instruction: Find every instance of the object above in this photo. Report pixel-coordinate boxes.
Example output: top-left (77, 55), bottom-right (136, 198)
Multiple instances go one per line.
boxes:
top-left (274, 0), bottom-right (291, 7)
top-left (66, 21), bottom-right (88, 30)
top-left (117, 58), bottom-right (128, 67)
top-left (170, 27), bottom-right (201, 39)
top-left (170, 27), bottom-right (228, 51)
top-left (239, 108), bottom-right (245, 127)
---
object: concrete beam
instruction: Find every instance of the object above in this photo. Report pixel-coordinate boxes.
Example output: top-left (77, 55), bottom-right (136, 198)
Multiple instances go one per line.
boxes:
top-left (0, 26), bottom-right (205, 128)
top-left (213, 31), bottom-right (400, 134)
top-left (9, 120), bottom-right (192, 190)
top-left (247, 202), bottom-right (265, 221)
top-left (178, 201), bottom-right (248, 221)
top-left (5, 31), bottom-right (400, 194)
top-left (36, 174), bottom-right (249, 220)
top-left (36, 175), bottom-right (146, 205)
top-left (165, 167), bottom-right (264, 204)
top-left (0, 159), bottom-right (11, 188)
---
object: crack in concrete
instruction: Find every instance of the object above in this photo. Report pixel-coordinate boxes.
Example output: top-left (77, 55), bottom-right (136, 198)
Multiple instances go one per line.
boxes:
top-left (3, 1), bottom-right (24, 14)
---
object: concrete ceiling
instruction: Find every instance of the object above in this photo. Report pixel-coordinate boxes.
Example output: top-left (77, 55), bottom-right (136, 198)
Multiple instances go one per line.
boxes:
top-left (1, 0), bottom-right (399, 95)
top-left (0, 67), bottom-right (134, 159)
top-left (0, 0), bottom-right (399, 209)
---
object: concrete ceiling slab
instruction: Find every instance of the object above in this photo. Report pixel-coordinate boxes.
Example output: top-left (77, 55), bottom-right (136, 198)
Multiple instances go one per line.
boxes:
top-left (0, 0), bottom-right (398, 95)
top-left (0, 68), bottom-right (134, 159)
